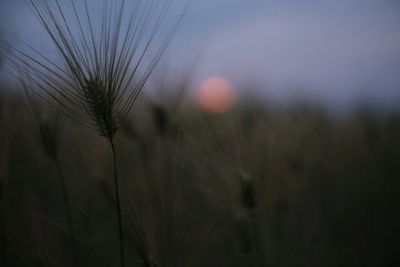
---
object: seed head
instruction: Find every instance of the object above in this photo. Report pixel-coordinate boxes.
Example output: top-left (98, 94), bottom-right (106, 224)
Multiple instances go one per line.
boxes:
top-left (7, 0), bottom-right (188, 140)
top-left (152, 104), bottom-right (169, 135)
top-left (83, 76), bottom-right (117, 139)
top-left (38, 120), bottom-right (59, 159)
top-left (239, 171), bottom-right (258, 210)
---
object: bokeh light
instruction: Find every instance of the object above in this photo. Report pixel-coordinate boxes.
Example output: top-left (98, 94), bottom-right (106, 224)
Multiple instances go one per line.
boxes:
top-left (198, 77), bottom-right (236, 113)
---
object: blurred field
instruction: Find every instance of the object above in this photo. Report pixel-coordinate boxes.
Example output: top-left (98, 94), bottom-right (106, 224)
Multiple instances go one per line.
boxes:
top-left (0, 83), bottom-right (399, 267)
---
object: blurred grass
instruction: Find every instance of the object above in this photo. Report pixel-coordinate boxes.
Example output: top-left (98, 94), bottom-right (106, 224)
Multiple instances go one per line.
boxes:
top-left (0, 84), bottom-right (399, 267)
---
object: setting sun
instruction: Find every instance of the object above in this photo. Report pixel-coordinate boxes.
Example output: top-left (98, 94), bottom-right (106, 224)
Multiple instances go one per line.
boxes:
top-left (198, 77), bottom-right (236, 113)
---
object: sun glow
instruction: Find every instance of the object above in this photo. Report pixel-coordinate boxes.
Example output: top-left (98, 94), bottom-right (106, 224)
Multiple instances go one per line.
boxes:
top-left (198, 77), bottom-right (236, 113)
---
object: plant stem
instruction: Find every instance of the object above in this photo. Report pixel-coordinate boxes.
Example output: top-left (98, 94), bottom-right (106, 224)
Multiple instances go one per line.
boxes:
top-left (110, 139), bottom-right (125, 267)
top-left (250, 211), bottom-right (263, 267)
top-left (0, 192), bottom-right (6, 266)
top-left (54, 157), bottom-right (78, 266)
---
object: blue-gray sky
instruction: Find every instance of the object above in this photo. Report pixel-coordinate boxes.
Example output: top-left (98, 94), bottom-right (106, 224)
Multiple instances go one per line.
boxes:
top-left (2, 0), bottom-right (400, 111)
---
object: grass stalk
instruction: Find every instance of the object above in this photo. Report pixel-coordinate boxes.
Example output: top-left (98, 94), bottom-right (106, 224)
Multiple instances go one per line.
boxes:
top-left (20, 76), bottom-right (79, 265)
top-left (0, 97), bottom-right (6, 266)
top-left (54, 157), bottom-right (78, 266)
top-left (5, 1), bottom-right (189, 265)
top-left (249, 211), bottom-right (263, 267)
top-left (110, 139), bottom-right (125, 267)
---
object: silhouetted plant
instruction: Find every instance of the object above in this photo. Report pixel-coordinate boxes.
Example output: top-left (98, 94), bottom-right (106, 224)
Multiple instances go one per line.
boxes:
top-left (0, 89), bottom-right (7, 267)
top-left (6, 0), bottom-right (188, 266)
top-left (20, 75), bottom-right (82, 265)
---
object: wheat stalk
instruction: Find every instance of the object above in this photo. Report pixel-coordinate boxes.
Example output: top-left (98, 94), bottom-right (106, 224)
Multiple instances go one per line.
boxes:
top-left (6, 0), bottom-right (187, 265)
top-left (19, 75), bottom-right (81, 265)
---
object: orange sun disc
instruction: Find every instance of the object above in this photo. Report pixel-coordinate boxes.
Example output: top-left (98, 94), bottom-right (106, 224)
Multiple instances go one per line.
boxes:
top-left (198, 77), bottom-right (236, 113)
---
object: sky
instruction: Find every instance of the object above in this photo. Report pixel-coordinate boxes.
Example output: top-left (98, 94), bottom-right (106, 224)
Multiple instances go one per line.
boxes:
top-left (1, 0), bottom-right (400, 112)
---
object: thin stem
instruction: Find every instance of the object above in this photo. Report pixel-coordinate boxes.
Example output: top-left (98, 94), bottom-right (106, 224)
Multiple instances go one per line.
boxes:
top-left (0, 169), bottom-right (5, 266)
top-left (110, 139), bottom-right (125, 267)
top-left (249, 211), bottom-right (263, 267)
top-left (54, 157), bottom-right (78, 266)
top-left (0, 191), bottom-right (6, 266)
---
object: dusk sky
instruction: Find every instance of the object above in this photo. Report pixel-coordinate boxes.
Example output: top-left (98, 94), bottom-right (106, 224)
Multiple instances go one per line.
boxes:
top-left (1, 0), bottom-right (400, 111)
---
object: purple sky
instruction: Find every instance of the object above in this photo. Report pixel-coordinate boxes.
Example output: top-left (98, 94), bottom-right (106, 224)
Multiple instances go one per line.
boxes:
top-left (2, 0), bottom-right (400, 111)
